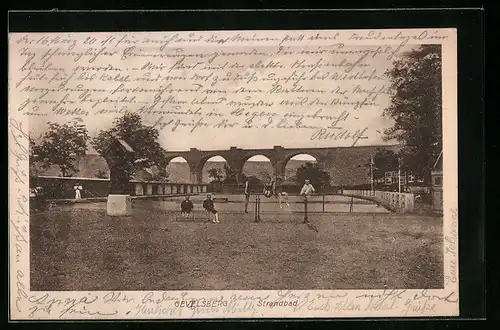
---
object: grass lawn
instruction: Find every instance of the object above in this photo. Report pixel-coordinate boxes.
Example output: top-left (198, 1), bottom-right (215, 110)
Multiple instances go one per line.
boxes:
top-left (30, 203), bottom-right (443, 291)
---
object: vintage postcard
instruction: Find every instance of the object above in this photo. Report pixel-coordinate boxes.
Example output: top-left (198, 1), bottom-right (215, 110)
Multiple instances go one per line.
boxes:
top-left (9, 28), bottom-right (458, 320)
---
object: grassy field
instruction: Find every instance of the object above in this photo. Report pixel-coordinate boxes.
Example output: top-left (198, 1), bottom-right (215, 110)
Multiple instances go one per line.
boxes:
top-left (30, 200), bottom-right (443, 291)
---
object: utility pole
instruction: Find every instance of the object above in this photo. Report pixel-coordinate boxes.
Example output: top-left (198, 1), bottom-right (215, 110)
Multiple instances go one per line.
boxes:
top-left (398, 157), bottom-right (401, 193)
top-left (303, 196), bottom-right (308, 223)
top-left (370, 155), bottom-right (374, 192)
top-left (322, 193), bottom-right (325, 212)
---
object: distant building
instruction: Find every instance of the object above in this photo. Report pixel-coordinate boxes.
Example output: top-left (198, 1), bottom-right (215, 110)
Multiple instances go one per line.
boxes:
top-left (383, 171), bottom-right (424, 186)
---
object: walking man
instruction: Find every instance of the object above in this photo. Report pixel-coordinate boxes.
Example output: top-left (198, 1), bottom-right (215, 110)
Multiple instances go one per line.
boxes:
top-left (300, 179), bottom-right (315, 223)
top-left (244, 178), bottom-right (251, 213)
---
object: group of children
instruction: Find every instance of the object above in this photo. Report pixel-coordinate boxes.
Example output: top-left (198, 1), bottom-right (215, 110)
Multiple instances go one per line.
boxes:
top-left (244, 177), bottom-right (316, 212)
top-left (180, 194), bottom-right (220, 223)
top-left (182, 177), bottom-right (316, 222)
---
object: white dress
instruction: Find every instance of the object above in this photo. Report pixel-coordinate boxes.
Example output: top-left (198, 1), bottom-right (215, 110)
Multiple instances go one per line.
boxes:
top-left (74, 185), bottom-right (82, 199)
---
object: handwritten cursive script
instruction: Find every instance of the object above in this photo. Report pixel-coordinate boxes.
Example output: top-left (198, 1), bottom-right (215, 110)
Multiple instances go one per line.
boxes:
top-left (8, 28), bottom-right (459, 320)
top-left (27, 293), bottom-right (119, 318)
top-left (8, 29), bottom-right (451, 148)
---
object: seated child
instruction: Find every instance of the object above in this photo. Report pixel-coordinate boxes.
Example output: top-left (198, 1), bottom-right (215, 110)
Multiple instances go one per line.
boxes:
top-left (181, 195), bottom-right (194, 217)
top-left (263, 177), bottom-right (274, 198)
top-left (202, 194), bottom-right (219, 223)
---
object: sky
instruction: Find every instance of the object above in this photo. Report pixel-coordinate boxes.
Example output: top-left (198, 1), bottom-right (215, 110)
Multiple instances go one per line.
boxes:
top-left (169, 154), bottom-right (317, 162)
top-left (22, 32), bottom-right (419, 159)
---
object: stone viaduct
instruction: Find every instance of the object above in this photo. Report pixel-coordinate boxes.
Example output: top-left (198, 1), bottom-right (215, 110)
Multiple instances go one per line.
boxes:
top-left (164, 145), bottom-right (399, 185)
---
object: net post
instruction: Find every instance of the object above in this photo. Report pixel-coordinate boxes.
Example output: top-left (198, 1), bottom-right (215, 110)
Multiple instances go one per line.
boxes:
top-left (303, 195), bottom-right (308, 223)
top-left (257, 194), bottom-right (261, 222)
top-left (254, 194), bottom-right (260, 222)
top-left (254, 195), bottom-right (257, 222)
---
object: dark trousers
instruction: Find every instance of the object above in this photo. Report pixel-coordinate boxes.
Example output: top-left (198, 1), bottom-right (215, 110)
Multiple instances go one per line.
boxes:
top-left (205, 207), bottom-right (217, 214)
top-left (244, 193), bottom-right (250, 211)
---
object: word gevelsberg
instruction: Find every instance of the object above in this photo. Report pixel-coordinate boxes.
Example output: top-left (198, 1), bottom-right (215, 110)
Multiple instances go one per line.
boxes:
top-left (174, 299), bottom-right (228, 309)
top-left (257, 300), bottom-right (299, 308)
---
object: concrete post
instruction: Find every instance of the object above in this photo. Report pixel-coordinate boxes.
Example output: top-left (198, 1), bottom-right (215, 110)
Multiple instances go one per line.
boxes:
top-left (135, 183), bottom-right (144, 196)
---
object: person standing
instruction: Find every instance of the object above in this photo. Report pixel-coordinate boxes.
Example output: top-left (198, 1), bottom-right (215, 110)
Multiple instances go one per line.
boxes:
top-left (74, 183), bottom-right (83, 199)
top-left (244, 178), bottom-right (251, 213)
top-left (300, 179), bottom-right (315, 224)
top-left (203, 194), bottom-right (220, 223)
top-left (273, 176), bottom-right (287, 209)
top-left (30, 186), bottom-right (43, 211)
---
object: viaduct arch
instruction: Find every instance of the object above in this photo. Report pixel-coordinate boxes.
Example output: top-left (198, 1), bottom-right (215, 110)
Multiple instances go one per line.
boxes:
top-left (164, 146), bottom-right (334, 184)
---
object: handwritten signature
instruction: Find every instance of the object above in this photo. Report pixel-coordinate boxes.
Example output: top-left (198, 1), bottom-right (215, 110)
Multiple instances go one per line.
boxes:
top-left (28, 293), bottom-right (119, 318)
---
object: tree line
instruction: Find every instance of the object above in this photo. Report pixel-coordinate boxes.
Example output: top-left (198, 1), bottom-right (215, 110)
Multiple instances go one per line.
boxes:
top-left (29, 113), bottom-right (171, 181)
top-left (207, 162), bottom-right (332, 193)
top-left (380, 44), bottom-right (442, 183)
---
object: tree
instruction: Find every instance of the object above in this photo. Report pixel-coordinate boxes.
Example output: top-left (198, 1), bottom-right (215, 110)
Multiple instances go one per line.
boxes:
top-left (259, 170), bottom-right (271, 181)
top-left (29, 137), bottom-right (39, 186)
top-left (94, 169), bottom-right (109, 179)
top-left (223, 164), bottom-right (239, 184)
top-left (383, 45), bottom-right (442, 183)
top-left (31, 120), bottom-right (89, 177)
top-left (152, 167), bottom-right (169, 182)
top-left (296, 162), bottom-right (331, 192)
top-left (91, 113), bottom-right (168, 175)
top-left (245, 175), bottom-right (262, 190)
top-left (372, 148), bottom-right (399, 180)
top-left (207, 167), bottom-right (223, 182)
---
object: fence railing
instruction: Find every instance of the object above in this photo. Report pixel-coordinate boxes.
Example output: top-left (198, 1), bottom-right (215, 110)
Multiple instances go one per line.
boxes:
top-left (342, 190), bottom-right (415, 213)
top-left (132, 182), bottom-right (208, 196)
top-left (34, 176), bottom-right (209, 199)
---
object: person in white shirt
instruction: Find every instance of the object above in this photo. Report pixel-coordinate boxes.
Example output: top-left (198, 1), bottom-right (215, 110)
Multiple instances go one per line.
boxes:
top-left (74, 183), bottom-right (83, 199)
top-left (300, 179), bottom-right (315, 224)
top-left (300, 179), bottom-right (316, 197)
